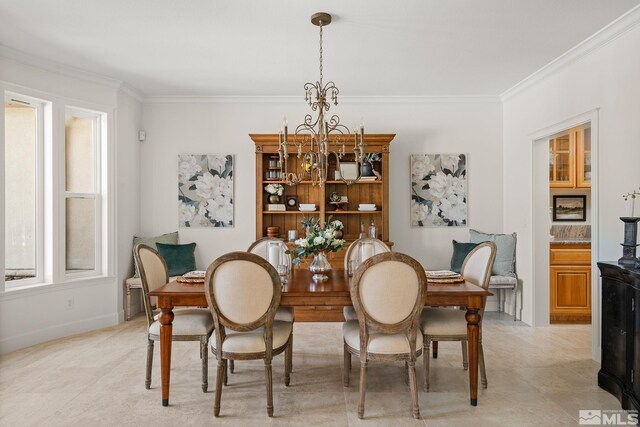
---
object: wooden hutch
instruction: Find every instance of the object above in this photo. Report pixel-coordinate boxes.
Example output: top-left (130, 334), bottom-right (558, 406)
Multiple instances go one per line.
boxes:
top-left (251, 134), bottom-right (395, 321)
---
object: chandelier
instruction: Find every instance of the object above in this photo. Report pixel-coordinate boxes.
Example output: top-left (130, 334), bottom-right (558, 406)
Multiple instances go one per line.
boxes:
top-left (277, 12), bottom-right (366, 187)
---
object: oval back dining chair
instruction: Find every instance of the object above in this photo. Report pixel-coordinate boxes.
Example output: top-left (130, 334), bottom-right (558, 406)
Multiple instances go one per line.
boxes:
top-left (342, 238), bottom-right (391, 321)
top-left (205, 252), bottom-right (293, 417)
top-left (248, 237), bottom-right (292, 270)
top-left (247, 238), bottom-right (295, 376)
top-left (134, 244), bottom-right (214, 393)
top-left (420, 241), bottom-right (496, 391)
top-left (343, 252), bottom-right (427, 419)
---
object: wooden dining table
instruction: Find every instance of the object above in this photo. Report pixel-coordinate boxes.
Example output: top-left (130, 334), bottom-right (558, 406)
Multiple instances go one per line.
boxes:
top-left (148, 269), bottom-right (492, 407)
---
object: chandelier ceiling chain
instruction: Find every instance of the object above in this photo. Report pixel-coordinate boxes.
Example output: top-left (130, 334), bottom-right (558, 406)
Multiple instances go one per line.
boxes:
top-left (318, 21), bottom-right (323, 86)
top-left (277, 12), bottom-right (366, 187)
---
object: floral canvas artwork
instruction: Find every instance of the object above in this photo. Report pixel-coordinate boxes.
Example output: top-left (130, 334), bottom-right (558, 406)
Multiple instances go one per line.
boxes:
top-left (178, 154), bottom-right (233, 227)
top-left (411, 154), bottom-right (467, 227)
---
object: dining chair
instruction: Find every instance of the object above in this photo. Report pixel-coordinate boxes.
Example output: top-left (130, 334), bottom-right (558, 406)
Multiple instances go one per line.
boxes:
top-left (343, 252), bottom-right (427, 419)
top-left (247, 238), bottom-right (295, 376)
top-left (248, 238), bottom-right (294, 321)
top-left (205, 252), bottom-right (293, 417)
top-left (133, 244), bottom-right (214, 393)
top-left (421, 242), bottom-right (496, 392)
top-left (342, 238), bottom-right (391, 322)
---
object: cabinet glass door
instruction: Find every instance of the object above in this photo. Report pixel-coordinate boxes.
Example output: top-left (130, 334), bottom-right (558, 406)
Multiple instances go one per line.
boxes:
top-left (577, 127), bottom-right (591, 187)
top-left (549, 134), bottom-right (575, 187)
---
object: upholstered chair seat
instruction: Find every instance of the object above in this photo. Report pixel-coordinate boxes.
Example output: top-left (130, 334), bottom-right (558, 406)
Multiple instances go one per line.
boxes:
top-left (343, 252), bottom-right (427, 420)
top-left (342, 238), bottom-right (391, 321)
top-left (343, 320), bottom-right (423, 354)
top-left (148, 308), bottom-right (214, 336)
top-left (420, 308), bottom-right (467, 336)
top-left (134, 244), bottom-right (213, 393)
top-left (212, 321), bottom-right (293, 353)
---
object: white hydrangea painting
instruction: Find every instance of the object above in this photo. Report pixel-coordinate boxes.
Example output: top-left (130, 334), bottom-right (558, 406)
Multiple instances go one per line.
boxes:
top-left (178, 154), bottom-right (233, 227)
top-left (411, 154), bottom-right (467, 227)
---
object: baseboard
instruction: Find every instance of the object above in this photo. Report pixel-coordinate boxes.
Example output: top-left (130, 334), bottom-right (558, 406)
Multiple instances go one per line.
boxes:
top-left (0, 312), bottom-right (119, 354)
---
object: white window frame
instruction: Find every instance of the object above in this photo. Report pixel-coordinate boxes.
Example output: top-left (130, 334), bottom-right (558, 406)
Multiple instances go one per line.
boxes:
top-left (3, 92), bottom-right (47, 289)
top-left (63, 106), bottom-right (105, 279)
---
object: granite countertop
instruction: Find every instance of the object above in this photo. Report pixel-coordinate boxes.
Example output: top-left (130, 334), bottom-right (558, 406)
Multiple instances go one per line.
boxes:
top-left (550, 238), bottom-right (591, 245)
top-left (549, 225), bottom-right (591, 245)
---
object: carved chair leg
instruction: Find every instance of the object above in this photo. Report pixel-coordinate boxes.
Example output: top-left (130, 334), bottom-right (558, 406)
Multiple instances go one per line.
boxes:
top-left (265, 359), bottom-right (274, 417)
top-left (462, 341), bottom-right (469, 370)
top-left (284, 338), bottom-right (292, 386)
top-left (358, 362), bottom-right (368, 419)
top-left (126, 285), bottom-right (132, 321)
top-left (408, 361), bottom-right (420, 419)
top-left (288, 333), bottom-right (294, 374)
top-left (423, 338), bottom-right (431, 391)
top-left (214, 359), bottom-right (224, 417)
top-left (223, 359), bottom-right (228, 386)
top-left (229, 360), bottom-right (234, 374)
top-left (479, 342), bottom-right (488, 388)
top-left (432, 341), bottom-right (438, 358)
top-left (201, 338), bottom-right (208, 392)
top-left (145, 339), bottom-right (154, 390)
top-left (404, 360), bottom-right (409, 386)
top-left (513, 286), bottom-right (518, 321)
top-left (343, 343), bottom-right (350, 387)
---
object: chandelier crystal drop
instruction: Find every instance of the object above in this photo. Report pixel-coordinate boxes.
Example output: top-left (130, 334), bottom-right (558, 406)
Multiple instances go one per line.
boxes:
top-left (278, 12), bottom-right (366, 187)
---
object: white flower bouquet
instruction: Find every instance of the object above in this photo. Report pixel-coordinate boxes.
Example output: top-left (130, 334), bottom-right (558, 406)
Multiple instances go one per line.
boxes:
top-left (265, 184), bottom-right (284, 196)
top-left (288, 220), bottom-right (346, 265)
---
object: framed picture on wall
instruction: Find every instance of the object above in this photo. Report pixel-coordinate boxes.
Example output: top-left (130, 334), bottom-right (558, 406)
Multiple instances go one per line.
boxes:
top-left (553, 195), bottom-right (586, 221)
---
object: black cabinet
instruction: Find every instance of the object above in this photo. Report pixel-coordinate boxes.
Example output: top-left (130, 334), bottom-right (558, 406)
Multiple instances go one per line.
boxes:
top-left (598, 262), bottom-right (640, 414)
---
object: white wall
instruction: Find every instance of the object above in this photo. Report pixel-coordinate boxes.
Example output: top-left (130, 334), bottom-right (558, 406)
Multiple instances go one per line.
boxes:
top-left (115, 91), bottom-right (142, 317)
top-left (502, 19), bottom-right (640, 328)
top-left (0, 55), bottom-right (142, 353)
top-left (141, 99), bottom-right (504, 300)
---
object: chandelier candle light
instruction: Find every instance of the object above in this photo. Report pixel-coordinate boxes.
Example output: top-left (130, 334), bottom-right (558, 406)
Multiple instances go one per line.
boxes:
top-left (277, 12), bottom-right (367, 187)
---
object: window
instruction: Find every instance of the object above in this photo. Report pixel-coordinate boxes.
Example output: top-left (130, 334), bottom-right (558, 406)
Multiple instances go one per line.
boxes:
top-left (4, 95), bottom-right (44, 285)
top-left (3, 90), bottom-right (110, 289)
top-left (65, 108), bottom-right (103, 276)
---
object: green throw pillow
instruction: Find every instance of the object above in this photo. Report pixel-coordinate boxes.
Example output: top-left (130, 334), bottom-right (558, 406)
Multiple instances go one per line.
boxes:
top-left (156, 243), bottom-right (197, 277)
top-left (450, 240), bottom-right (480, 273)
top-left (469, 229), bottom-right (517, 277)
top-left (132, 231), bottom-right (179, 277)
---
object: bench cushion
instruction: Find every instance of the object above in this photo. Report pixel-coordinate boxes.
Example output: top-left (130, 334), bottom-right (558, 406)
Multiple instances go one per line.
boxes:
top-left (489, 275), bottom-right (518, 288)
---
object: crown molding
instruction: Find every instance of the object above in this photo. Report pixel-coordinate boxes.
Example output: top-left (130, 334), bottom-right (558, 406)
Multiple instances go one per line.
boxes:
top-left (0, 44), bottom-right (143, 101)
top-left (143, 95), bottom-right (501, 104)
top-left (117, 82), bottom-right (144, 102)
top-left (501, 4), bottom-right (640, 101)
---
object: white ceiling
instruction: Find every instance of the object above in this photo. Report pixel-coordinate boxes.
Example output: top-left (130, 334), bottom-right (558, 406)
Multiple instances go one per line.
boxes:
top-left (0, 0), bottom-right (638, 97)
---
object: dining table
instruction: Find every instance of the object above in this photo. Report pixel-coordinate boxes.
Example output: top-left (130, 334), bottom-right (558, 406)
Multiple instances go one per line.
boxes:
top-left (148, 268), bottom-right (492, 407)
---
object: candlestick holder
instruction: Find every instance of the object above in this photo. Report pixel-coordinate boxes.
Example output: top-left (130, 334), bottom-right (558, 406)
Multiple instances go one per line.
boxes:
top-left (618, 217), bottom-right (640, 266)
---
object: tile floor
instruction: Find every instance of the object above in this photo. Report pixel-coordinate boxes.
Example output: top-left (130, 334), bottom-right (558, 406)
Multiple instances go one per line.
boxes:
top-left (0, 313), bottom-right (623, 426)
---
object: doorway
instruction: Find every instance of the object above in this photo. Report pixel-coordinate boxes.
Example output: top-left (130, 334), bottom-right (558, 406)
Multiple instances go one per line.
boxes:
top-left (548, 125), bottom-right (592, 324)
top-left (531, 109), bottom-right (600, 360)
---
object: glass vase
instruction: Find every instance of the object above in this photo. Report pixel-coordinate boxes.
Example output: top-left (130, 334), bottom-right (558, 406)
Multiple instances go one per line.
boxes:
top-left (310, 251), bottom-right (331, 282)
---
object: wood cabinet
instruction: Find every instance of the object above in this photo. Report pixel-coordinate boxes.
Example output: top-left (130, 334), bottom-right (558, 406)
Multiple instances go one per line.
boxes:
top-left (597, 262), bottom-right (640, 414)
top-left (251, 134), bottom-right (395, 321)
top-left (550, 244), bottom-right (591, 323)
top-left (549, 126), bottom-right (591, 188)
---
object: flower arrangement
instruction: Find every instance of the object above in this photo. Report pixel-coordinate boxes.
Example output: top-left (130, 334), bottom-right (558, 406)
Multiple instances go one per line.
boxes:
top-left (265, 183), bottom-right (284, 196)
top-left (288, 220), bottom-right (346, 265)
top-left (623, 186), bottom-right (640, 217)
